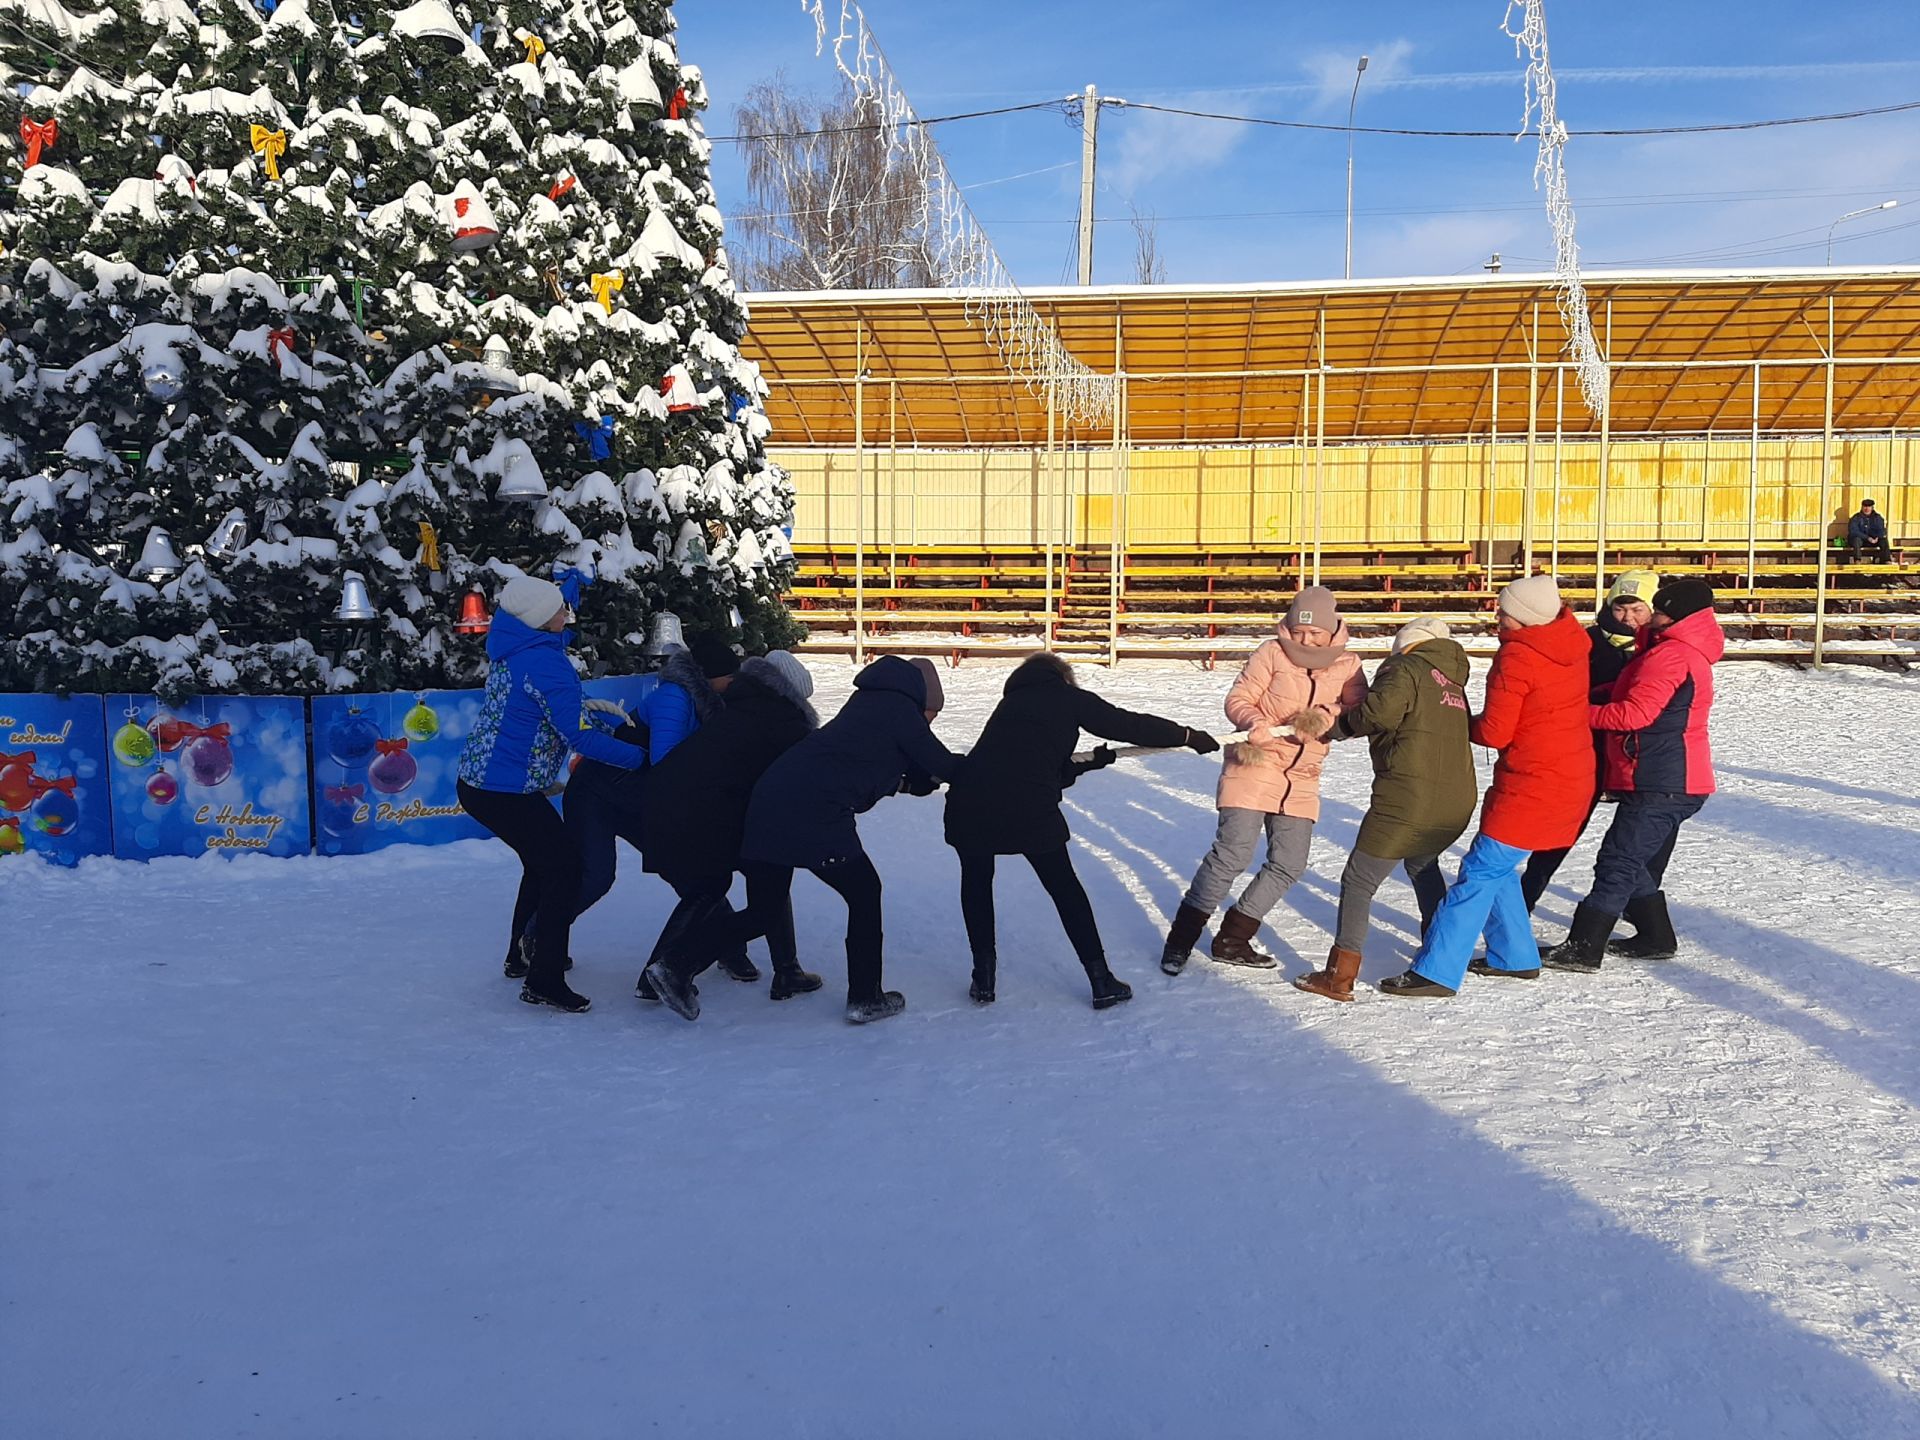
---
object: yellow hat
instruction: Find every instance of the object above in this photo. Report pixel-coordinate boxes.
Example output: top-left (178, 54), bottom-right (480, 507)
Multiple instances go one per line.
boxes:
top-left (1605, 569), bottom-right (1659, 605)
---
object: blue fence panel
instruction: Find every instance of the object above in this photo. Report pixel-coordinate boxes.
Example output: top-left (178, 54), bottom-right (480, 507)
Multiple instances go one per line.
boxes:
top-left (0, 693), bottom-right (113, 866)
top-left (310, 689), bottom-right (489, 855)
top-left (106, 695), bottom-right (312, 859)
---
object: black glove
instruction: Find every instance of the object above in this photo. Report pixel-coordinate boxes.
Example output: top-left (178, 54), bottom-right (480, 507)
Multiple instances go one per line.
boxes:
top-left (901, 767), bottom-right (941, 797)
top-left (1184, 728), bottom-right (1221, 755)
top-left (1062, 745), bottom-right (1117, 786)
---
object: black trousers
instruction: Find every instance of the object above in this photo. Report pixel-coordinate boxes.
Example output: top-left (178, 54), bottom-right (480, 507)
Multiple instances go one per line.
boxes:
top-left (457, 781), bottom-right (582, 990)
top-left (717, 853), bottom-right (886, 1002)
top-left (1586, 793), bottom-right (1702, 916)
top-left (1847, 536), bottom-right (1892, 562)
top-left (956, 848), bottom-right (1106, 980)
top-left (658, 866), bottom-right (802, 981)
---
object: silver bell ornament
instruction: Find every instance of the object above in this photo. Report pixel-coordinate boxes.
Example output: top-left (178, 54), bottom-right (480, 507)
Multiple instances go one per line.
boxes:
top-left (642, 611), bottom-right (686, 657)
top-left (391, 0), bottom-right (468, 53)
top-left (466, 334), bottom-right (522, 402)
top-left (135, 526), bottom-right (182, 580)
top-left (142, 361), bottom-right (185, 403)
top-left (333, 570), bottom-right (377, 623)
top-left (727, 605), bottom-right (744, 631)
top-left (203, 509), bottom-right (250, 561)
top-left (493, 440), bottom-right (548, 502)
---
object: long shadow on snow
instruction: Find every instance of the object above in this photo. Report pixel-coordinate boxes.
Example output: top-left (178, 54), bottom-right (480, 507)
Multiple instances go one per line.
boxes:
top-left (1718, 762), bottom-right (1920, 812)
top-left (1693, 790), bottom-right (1920, 883)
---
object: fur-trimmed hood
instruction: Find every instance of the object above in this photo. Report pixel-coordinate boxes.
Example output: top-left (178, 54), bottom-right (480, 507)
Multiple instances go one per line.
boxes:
top-left (737, 655), bottom-right (819, 729)
top-left (658, 646), bottom-right (725, 724)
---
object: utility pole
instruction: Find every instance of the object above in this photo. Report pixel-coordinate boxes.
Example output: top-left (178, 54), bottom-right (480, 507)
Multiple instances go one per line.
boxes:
top-left (1078, 83), bottom-right (1099, 285)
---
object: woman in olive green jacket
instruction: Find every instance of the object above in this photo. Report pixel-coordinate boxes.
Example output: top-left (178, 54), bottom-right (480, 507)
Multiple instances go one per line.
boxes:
top-left (1295, 617), bottom-right (1478, 1002)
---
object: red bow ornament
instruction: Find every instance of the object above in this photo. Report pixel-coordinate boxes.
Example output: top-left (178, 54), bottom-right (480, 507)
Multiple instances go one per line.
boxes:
top-left (549, 174), bottom-right (576, 202)
top-left (154, 719), bottom-right (233, 753)
top-left (324, 783), bottom-right (365, 804)
top-left (19, 117), bottom-right (57, 168)
top-left (668, 87), bottom-right (689, 121)
top-left (267, 327), bottom-right (298, 366)
top-left (27, 773), bottom-right (77, 801)
top-left (374, 738), bottom-right (411, 757)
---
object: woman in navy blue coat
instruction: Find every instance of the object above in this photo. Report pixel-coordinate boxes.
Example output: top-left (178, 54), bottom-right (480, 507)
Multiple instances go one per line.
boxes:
top-left (646, 656), bottom-right (958, 1025)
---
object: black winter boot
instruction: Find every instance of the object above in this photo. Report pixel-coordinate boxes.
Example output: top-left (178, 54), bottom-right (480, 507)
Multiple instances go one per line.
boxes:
top-left (716, 949), bottom-right (762, 983)
top-left (770, 963), bottom-right (823, 1001)
top-left (1540, 902), bottom-right (1619, 974)
top-left (643, 960), bottom-right (700, 1021)
top-left (1378, 968), bottom-right (1456, 998)
top-left (505, 933), bottom-right (531, 980)
top-left (1086, 962), bottom-right (1133, 1010)
top-left (1161, 903), bottom-right (1209, 976)
top-left (970, 953), bottom-right (996, 1005)
top-left (520, 978), bottom-right (591, 1013)
top-left (1607, 892), bottom-right (1678, 960)
top-left (846, 991), bottom-right (907, 1025)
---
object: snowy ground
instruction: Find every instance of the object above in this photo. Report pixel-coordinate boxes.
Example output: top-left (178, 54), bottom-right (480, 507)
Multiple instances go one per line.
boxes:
top-left (5, 658), bottom-right (1920, 1438)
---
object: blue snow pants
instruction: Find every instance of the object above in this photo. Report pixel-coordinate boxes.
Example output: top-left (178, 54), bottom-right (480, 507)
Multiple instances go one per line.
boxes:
top-left (1409, 832), bottom-right (1535, 991)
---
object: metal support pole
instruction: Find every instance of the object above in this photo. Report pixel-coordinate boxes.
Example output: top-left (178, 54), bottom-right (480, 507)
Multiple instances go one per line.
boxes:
top-left (1110, 313), bottom-right (1127, 665)
top-left (1486, 366), bottom-right (1500, 590)
top-left (1524, 304), bottom-right (1539, 573)
top-left (853, 327), bottom-right (866, 666)
top-left (888, 380), bottom-right (899, 587)
top-left (1313, 307), bottom-right (1327, 584)
top-left (1747, 363), bottom-right (1760, 594)
top-left (1296, 375), bottom-right (1310, 582)
top-left (1077, 85), bottom-right (1099, 285)
top-left (1815, 297), bottom-right (1836, 667)
top-left (1552, 368), bottom-right (1564, 574)
top-left (1595, 367), bottom-right (1612, 606)
top-left (1044, 373), bottom-right (1057, 644)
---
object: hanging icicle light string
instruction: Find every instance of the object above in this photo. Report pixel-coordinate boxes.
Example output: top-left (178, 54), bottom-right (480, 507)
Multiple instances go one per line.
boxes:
top-left (1503, 0), bottom-right (1609, 415)
top-left (799, 0), bottom-right (1113, 426)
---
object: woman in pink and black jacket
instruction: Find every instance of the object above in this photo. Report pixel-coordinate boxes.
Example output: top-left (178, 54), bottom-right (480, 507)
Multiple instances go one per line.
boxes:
top-left (1542, 579), bottom-right (1724, 974)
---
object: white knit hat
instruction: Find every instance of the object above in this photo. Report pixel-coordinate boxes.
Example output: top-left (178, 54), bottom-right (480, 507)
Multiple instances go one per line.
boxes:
top-left (1391, 616), bottom-right (1451, 655)
top-left (758, 649), bottom-right (814, 700)
top-left (499, 574), bottom-right (567, 629)
top-left (1498, 574), bottom-right (1562, 628)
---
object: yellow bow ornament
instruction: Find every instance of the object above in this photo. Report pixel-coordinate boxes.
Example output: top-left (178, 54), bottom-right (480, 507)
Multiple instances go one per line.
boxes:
top-left (590, 270), bottom-right (624, 314)
top-left (523, 34), bottom-right (546, 65)
top-left (249, 124), bottom-right (287, 182)
top-left (417, 522), bottom-right (442, 572)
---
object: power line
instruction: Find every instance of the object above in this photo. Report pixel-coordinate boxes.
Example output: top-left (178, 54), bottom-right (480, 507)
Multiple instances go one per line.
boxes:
top-left (1111, 95), bottom-right (1920, 139)
top-left (709, 99), bottom-right (1065, 143)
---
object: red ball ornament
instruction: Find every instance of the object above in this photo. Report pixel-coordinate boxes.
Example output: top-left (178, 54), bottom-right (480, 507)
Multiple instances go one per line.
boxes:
top-left (147, 770), bottom-right (180, 806)
top-left (0, 759), bottom-right (36, 813)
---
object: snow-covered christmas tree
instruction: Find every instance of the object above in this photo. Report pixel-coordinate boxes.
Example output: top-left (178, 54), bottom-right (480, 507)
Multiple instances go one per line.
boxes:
top-left (0, 0), bottom-right (798, 702)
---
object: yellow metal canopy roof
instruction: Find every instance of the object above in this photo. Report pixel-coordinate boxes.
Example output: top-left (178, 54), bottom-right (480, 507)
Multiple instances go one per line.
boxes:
top-left (740, 267), bottom-right (1920, 448)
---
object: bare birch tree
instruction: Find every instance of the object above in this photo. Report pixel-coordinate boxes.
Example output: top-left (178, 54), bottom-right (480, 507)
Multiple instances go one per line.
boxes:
top-left (1129, 202), bottom-right (1168, 285)
top-left (732, 75), bottom-right (938, 291)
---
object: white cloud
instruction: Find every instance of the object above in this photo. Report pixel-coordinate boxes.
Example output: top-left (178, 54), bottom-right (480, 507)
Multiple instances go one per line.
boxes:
top-left (1299, 38), bottom-right (1416, 113)
top-left (1105, 91), bottom-right (1259, 192)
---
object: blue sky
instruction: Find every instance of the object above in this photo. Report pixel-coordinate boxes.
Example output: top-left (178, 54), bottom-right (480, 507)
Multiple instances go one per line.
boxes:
top-left (675, 0), bottom-right (1920, 286)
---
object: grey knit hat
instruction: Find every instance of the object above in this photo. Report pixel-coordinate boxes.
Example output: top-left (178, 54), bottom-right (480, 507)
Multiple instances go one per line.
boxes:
top-left (758, 649), bottom-right (814, 700)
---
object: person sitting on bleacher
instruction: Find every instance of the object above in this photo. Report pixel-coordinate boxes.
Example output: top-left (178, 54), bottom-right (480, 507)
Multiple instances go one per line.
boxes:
top-left (1846, 498), bottom-right (1891, 563)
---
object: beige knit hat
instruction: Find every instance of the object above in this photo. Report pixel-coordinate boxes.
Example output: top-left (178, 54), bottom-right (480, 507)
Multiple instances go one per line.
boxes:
top-left (1391, 616), bottom-right (1452, 655)
top-left (1497, 574), bottom-right (1563, 628)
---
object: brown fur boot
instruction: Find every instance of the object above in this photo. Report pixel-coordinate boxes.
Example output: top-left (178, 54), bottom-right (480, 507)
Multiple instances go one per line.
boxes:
top-left (1293, 945), bottom-right (1362, 1003)
top-left (1160, 903), bottom-right (1210, 975)
top-left (1209, 908), bottom-right (1278, 969)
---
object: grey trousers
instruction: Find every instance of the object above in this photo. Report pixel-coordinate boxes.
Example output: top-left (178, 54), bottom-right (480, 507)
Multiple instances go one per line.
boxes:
top-left (1335, 848), bottom-right (1446, 953)
top-left (1183, 808), bottom-right (1315, 921)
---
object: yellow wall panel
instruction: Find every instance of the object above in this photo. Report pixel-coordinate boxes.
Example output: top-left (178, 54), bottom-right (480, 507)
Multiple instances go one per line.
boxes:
top-left (778, 437), bottom-right (1920, 549)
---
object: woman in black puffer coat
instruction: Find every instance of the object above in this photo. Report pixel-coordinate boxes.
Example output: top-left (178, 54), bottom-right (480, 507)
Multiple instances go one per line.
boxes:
top-left (944, 653), bottom-right (1211, 1009)
top-left (637, 652), bottom-right (821, 1006)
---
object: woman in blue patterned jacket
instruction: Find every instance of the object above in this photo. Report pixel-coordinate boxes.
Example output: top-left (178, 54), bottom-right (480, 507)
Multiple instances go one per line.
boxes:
top-left (457, 575), bottom-right (645, 1013)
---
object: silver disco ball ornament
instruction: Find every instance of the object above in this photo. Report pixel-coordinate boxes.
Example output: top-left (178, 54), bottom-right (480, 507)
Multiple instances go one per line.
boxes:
top-left (142, 362), bottom-right (185, 402)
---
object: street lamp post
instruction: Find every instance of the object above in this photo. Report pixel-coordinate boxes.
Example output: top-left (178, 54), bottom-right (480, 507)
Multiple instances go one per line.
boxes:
top-left (1344, 54), bottom-right (1369, 280)
top-left (1826, 199), bottom-right (1898, 264)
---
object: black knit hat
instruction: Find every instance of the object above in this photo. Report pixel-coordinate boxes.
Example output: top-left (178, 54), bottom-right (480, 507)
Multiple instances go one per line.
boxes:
top-left (1652, 579), bottom-right (1715, 624)
top-left (688, 636), bottom-right (742, 679)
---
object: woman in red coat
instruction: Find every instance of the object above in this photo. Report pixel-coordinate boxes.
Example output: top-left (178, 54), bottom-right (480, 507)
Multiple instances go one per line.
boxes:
top-left (1379, 575), bottom-right (1595, 997)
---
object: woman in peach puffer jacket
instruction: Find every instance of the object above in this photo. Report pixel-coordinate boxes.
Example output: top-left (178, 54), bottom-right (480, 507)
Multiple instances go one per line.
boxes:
top-left (1161, 587), bottom-right (1367, 974)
